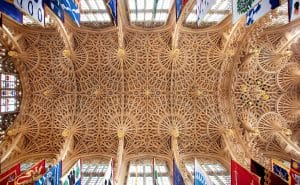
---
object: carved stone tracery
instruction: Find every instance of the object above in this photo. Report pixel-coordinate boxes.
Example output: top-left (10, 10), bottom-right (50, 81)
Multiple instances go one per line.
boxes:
top-left (0, 13), bottom-right (299, 180)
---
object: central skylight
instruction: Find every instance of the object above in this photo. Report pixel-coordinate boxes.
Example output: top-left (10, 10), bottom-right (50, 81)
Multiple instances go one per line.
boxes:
top-left (127, 0), bottom-right (173, 27)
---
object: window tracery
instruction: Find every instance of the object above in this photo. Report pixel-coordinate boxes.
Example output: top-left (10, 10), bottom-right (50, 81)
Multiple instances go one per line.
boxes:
top-left (0, 43), bottom-right (21, 143)
top-left (82, 160), bottom-right (110, 185)
top-left (126, 159), bottom-right (171, 185)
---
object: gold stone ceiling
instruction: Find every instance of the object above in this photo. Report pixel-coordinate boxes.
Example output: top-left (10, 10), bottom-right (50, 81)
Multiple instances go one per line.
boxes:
top-left (0, 2), bottom-right (299, 182)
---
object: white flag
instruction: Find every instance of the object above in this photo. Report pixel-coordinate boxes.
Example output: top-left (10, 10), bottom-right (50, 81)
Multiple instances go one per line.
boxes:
top-left (14, 0), bottom-right (44, 26)
top-left (196, 0), bottom-right (217, 25)
top-left (195, 159), bottom-right (213, 185)
top-left (102, 159), bottom-right (113, 185)
top-left (245, 0), bottom-right (280, 26)
top-left (289, 0), bottom-right (300, 21)
top-left (232, 0), bottom-right (261, 24)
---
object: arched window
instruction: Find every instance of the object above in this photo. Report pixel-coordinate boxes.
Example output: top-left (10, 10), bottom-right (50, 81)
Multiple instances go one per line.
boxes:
top-left (0, 43), bottom-right (21, 142)
top-left (82, 160), bottom-right (110, 185)
top-left (185, 159), bottom-right (230, 185)
top-left (126, 159), bottom-right (171, 185)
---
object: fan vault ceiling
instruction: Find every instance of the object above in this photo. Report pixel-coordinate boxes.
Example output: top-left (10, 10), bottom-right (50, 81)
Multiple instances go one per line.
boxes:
top-left (0, 3), bottom-right (299, 184)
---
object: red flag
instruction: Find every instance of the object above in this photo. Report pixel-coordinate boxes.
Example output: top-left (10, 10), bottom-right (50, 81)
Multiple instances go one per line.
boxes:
top-left (290, 168), bottom-right (300, 185)
top-left (182, 0), bottom-right (188, 5)
top-left (14, 160), bottom-right (45, 185)
top-left (231, 160), bottom-right (260, 185)
top-left (0, 163), bottom-right (21, 185)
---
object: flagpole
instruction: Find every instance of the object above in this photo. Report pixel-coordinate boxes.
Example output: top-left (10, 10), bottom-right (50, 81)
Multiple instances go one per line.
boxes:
top-left (194, 158), bottom-right (196, 185)
top-left (172, 159), bottom-right (174, 185)
top-left (153, 157), bottom-right (155, 185)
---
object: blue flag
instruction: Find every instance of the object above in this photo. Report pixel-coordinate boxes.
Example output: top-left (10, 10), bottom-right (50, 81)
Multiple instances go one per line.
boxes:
top-left (35, 161), bottom-right (62, 185)
top-left (272, 159), bottom-right (290, 183)
top-left (0, 0), bottom-right (23, 24)
top-left (195, 159), bottom-right (212, 185)
top-left (45, 0), bottom-right (64, 22)
top-left (245, 0), bottom-right (280, 26)
top-left (175, 0), bottom-right (183, 21)
top-left (108, 0), bottom-right (117, 25)
top-left (61, 0), bottom-right (80, 26)
top-left (13, 0), bottom-right (44, 26)
top-left (173, 160), bottom-right (184, 185)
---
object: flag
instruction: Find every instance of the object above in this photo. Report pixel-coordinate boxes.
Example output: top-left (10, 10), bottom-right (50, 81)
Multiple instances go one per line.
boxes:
top-left (291, 159), bottom-right (300, 173)
top-left (61, 0), bottom-right (80, 26)
top-left (34, 161), bottom-right (62, 185)
top-left (173, 160), bottom-right (184, 185)
top-left (15, 160), bottom-right (46, 185)
top-left (0, 163), bottom-right (21, 185)
top-left (196, 0), bottom-right (216, 25)
top-left (153, 158), bottom-right (159, 185)
top-left (231, 160), bottom-right (260, 185)
top-left (108, 0), bottom-right (117, 25)
top-left (288, 0), bottom-right (300, 22)
top-left (102, 159), bottom-right (113, 185)
top-left (272, 159), bottom-right (290, 183)
top-left (45, 0), bottom-right (64, 22)
top-left (0, 0), bottom-right (23, 24)
top-left (175, 0), bottom-right (183, 21)
top-left (290, 168), bottom-right (300, 185)
top-left (183, 0), bottom-right (188, 5)
top-left (153, 0), bottom-right (159, 18)
top-left (232, 0), bottom-right (260, 23)
top-left (251, 159), bottom-right (288, 185)
top-left (245, 0), bottom-right (280, 26)
top-left (13, 0), bottom-right (44, 26)
top-left (195, 159), bottom-right (212, 185)
top-left (61, 159), bottom-right (81, 185)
